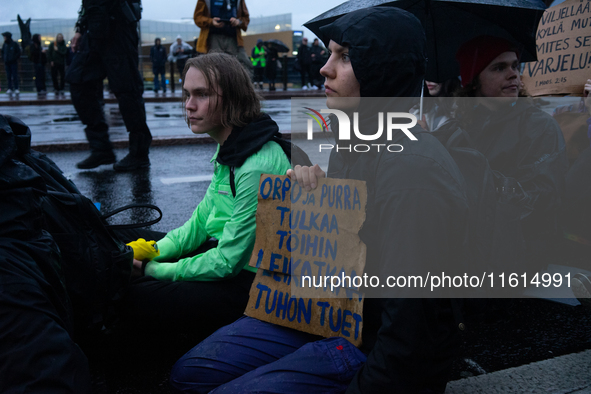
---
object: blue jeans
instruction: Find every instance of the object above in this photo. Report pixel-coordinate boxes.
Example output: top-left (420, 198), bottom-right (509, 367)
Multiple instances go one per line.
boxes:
top-left (170, 316), bottom-right (367, 394)
top-left (153, 65), bottom-right (166, 92)
top-left (5, 62), bottom-right (19, 90)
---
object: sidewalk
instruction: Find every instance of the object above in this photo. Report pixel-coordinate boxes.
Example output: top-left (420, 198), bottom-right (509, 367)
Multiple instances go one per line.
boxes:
top-left (446, 350), bottom-right (591, 393)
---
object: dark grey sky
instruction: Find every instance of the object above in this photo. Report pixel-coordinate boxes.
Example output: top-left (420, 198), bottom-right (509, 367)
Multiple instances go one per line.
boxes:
top-left (2, 0), bottom-right (345, 37)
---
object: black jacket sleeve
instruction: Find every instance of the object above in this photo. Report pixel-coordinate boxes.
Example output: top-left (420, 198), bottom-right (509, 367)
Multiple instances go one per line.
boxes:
top-left (346, 151), bottom-right (468, 393)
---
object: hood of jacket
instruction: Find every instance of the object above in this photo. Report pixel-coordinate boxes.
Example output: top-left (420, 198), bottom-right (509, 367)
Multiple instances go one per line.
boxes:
top-left (319, 7), bottom-right (427, 98)
top-left (318, 7), bottom-right (427, 152)
top-left (216, 113), bottom-right (282, 168)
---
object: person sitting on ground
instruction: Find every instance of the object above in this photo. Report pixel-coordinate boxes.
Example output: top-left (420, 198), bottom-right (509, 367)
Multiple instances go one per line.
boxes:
top-left (454, 35), bottom-right (568, 273)
top-left (120, 52), bottom-right (291, 340)
top-left (169, 7), bottom-right (469, 394)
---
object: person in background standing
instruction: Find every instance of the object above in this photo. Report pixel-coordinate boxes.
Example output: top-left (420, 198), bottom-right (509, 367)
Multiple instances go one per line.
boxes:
top-left (170, 35), bottom-right (193, 79)
top-left (66, 0), bottom-right (153, 171)
top-left (265, 41), bottom-right (278, 91)
top-left (47, 33), bottom-right (67, 95)
top-left (193, 0), bottom-right (253, 79)
top-left (30, 34), bottom-right (47, 95)
top-left (309, 38), bottom-right (326, 90)
top-left (297, 37), bottom-right (312, 89)
top-left (251, 38), bottom-right (265, 89)
top-left (119, 53), bottom-right (291, 354)
top-left (150, 37), bottom-right (167, 94)
top-left (2, 31), bottom-right (21, 94)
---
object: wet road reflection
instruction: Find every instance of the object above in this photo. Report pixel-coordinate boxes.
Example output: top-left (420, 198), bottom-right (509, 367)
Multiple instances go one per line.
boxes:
top-left (5, 100), bottom-right (293, 145)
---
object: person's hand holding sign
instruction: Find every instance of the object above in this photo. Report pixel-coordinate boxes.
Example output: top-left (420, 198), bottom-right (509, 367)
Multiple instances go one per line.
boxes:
top-left (286, 164), bottom-right (326, 192)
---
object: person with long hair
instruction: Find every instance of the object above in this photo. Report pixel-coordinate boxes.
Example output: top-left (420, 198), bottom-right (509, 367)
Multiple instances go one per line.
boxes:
top-left (454, 35), bottom-right (568, 273)
top-left (30, 34), bottom-right (47, 94)
top-left (47, 33), bottom-right (67, 95)
top-left (120, 52), bottom-right (291, 341)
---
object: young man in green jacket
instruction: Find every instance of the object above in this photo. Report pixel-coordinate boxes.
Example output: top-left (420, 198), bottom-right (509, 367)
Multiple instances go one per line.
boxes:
top-left (120, 53), bottom-right (291, 341)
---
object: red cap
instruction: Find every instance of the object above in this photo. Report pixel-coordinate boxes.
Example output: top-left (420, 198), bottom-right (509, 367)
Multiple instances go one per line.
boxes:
top-left (456, 35), bottom-right (519, 87)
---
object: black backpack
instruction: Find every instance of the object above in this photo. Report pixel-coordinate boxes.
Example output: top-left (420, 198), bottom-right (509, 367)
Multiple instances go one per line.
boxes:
top-left (1, 115), bottom-right (160, 334)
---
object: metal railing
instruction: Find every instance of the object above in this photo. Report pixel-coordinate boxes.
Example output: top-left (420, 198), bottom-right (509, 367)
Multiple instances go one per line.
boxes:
top-left (0, 54), bottom-right (305, 93)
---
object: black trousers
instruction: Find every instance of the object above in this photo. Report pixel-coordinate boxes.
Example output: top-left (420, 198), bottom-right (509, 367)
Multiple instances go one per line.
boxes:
top-left (300, 64), bottom-right (313, 86)
top-left (254, 67), bottom-right (265, 84)
top-left (114, 228), bottom-right (256, 343)
top-left (34, 63), bottom-right (46, 92)
top-left (51, 63), bottom-right (66, 91)
top-left (176, 57), bottom-right (188, 77)
top-left (311, 63), bottom-right (324, 87)
top-left (66, 19), bottom-right (151, 156)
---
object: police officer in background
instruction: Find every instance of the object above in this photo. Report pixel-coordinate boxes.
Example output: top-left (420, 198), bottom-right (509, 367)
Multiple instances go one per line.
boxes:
top-left (251, 38), bottom-right (265, 89)
top-left (67, 0), bottom-right (153, 171)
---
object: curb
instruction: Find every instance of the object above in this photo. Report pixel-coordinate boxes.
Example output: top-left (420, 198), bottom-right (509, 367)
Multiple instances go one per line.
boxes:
top-left (31, 133), bottom-right (298, 153)
top-left (0, 90), bottom-right (325, 107)
top-left (446, 350), bottom-right (591, 393)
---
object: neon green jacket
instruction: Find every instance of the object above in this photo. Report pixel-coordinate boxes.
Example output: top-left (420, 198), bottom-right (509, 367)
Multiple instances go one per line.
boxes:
top-left (145, 141), bottom-right (290, 281)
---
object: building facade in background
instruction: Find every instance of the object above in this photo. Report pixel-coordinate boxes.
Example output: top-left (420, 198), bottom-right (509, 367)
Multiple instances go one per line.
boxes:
top-left (0, 13), bottom-right (313, 91)
top-left (0, 13), bottom-right (294, 49)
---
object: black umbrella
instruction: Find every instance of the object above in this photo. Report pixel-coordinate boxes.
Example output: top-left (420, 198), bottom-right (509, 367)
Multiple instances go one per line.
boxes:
top-left (305, 0), bottom-right (547, 82)
top-left (264, 39), bottom-right (290, 53)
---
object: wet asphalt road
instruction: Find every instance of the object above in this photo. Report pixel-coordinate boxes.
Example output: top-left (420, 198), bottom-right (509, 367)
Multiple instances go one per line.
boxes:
top-left (44, 139), bottom-right (329, 233)
top-left (41, 144), bottom-right (591, 394)
top-left (6, 100), bottom-right (293, 145)
top-left (7, 94), bottom-right (590, 392)
top-left (46, 145), bottom-right (218, 233)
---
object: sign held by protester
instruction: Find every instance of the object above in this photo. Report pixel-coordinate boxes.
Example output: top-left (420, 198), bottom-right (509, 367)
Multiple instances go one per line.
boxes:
top-left (522, 0), bottom-right (591, 96)
top-left (244, 175), bottom-right (367, 346)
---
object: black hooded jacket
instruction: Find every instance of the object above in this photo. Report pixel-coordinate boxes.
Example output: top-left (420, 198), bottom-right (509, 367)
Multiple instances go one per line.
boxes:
top-left (217, 113), bottom-right (311, 196)
top-left (319, 8), bottom-right (469, 393)
top-left (458, 100), bottom-right (568, 269)
top-left (216, 113), bottom-right (283, 168)
top-left (0, 115), bottom-right (90, 392)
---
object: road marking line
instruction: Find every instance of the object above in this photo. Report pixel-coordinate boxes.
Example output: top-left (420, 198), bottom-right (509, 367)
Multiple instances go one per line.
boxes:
top-left (160, 175), bottom-right (213, 184)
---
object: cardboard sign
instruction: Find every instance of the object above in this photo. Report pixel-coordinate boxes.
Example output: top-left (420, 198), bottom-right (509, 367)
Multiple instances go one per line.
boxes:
top-left (245, 270), bottom-right (365, 345)
top-left (244, 175), bottom-right (367, 346)
top-left (522, 0), bottom-right (591, 96)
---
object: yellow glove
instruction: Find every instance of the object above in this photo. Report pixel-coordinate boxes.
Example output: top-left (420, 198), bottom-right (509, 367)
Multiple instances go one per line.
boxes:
top-left (127, 238), bottom-right (160, 261)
